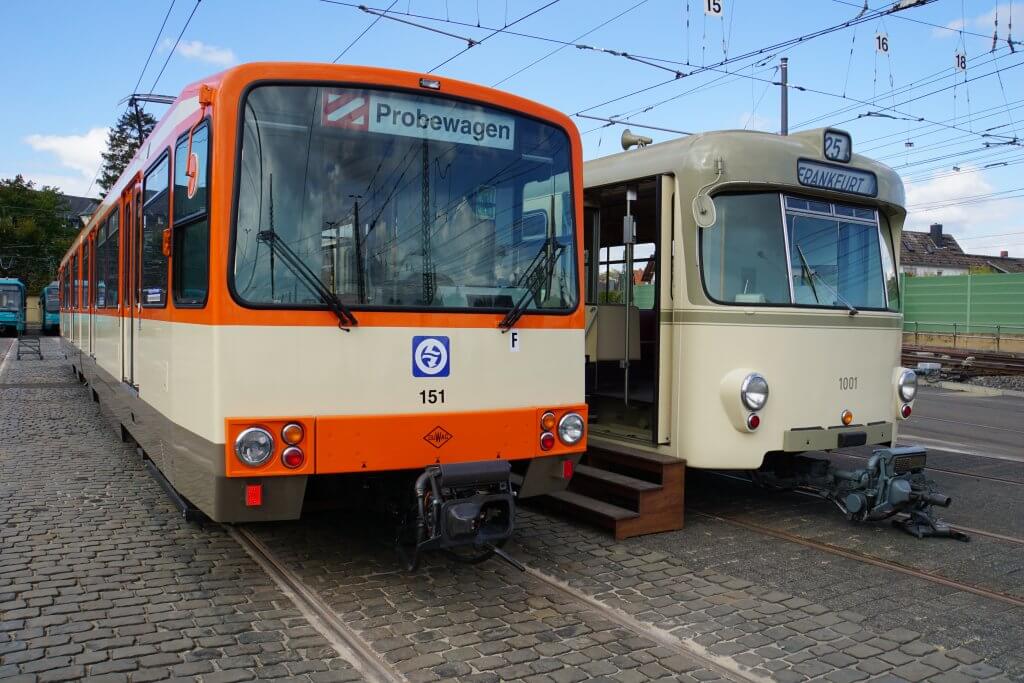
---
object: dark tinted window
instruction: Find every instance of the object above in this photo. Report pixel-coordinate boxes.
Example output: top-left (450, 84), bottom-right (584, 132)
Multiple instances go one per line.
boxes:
top-left (142, 155), bottom-right (170, 307)
top-left (174, 124), bottom-right (209, 221)
top-left (174, 219), bottom-right (209, 305)
top-left (105, 209), bottom-right (120, 308)
top-left (83, 243), bottom-right (91, 309)
top-left (173, 125), bottom-right (210, 306)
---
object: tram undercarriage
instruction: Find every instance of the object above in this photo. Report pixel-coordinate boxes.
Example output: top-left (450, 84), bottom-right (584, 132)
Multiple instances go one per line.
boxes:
top-left (754, 446), bottom-right (969, 540)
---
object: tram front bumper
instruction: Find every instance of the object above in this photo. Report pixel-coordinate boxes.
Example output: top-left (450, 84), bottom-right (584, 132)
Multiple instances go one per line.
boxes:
top-left (782, 422), bottom-right (894, 452)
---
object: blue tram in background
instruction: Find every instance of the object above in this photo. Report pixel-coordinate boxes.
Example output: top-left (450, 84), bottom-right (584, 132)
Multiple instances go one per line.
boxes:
top-left (39, 281), bottom-right (59, 334)
top-left (0, 278), bottom-right (27, 336)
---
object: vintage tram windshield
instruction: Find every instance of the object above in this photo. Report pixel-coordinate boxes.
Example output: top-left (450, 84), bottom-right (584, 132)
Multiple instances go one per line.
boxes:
top-left (0, 285), bottom-right (23, 311)
top-left (232, 85), bottom-right (577, 313)
top-left (700, 193), bottom-right (900, 312)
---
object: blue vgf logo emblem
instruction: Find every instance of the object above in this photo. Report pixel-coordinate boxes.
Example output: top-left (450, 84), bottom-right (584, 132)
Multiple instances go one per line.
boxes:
top-left (412, 336), bottom-right (450, 377)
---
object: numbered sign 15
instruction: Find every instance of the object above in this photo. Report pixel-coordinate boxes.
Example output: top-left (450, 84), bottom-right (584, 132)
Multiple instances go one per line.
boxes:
top-left (704, 0), bottom-right (724, 16)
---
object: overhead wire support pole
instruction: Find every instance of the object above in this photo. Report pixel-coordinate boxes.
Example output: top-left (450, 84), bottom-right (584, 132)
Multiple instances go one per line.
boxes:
top-left (780, 57), bottom-right (789, 135)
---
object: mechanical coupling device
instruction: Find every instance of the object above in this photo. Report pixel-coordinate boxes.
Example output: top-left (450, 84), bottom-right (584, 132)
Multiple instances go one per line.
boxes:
top-left (398, 460), bottom-right (522, 570)
top-left (757, 446), bottom-right (968, 541)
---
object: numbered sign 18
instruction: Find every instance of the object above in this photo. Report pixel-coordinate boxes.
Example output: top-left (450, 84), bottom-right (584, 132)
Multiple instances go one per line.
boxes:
top-left (955, 51), bottom-right (967, 72)
top-left (704, 0), bottom-right (724, 16)
top-left (875, 32), bottom-right (889, 54)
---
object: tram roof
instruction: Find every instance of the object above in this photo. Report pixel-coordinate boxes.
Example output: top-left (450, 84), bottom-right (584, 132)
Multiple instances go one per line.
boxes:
top-left (584, 128), bottom-right (906, 211)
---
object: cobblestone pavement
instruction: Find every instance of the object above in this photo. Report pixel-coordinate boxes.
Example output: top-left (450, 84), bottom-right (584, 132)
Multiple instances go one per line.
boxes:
top-left (638, 470), bottom-right (1024, 680)
top-left (249, 519), bottom-right (729, 683)
top-left (2, 337), bottom-right (1019, 683)
top-left (0, 340), bottom-right (360, 682)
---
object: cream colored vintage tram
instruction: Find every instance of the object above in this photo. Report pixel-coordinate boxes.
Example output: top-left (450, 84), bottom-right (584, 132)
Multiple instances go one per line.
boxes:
top-left (582, 128), bottom-right (917, 471)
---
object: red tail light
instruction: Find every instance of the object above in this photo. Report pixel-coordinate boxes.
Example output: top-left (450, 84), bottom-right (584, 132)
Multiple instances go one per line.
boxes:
top-left (281, 447), bottom-right (304, 469)
top-left (746, 413), bottom-right (760, 431)
top-left (540, 432), bottom-right (555, 451)
top-left (245, 483), bottom-right (263, 507)
top-left (901, 404), bottom-right (912, 419)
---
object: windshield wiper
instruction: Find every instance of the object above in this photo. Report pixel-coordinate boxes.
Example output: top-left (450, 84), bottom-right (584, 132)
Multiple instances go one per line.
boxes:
top-left (256, 230), bottom-right (358, 330)
top-left (498, 238), bottom-right (565, 331)
top-left (796, 245), bottom-right (858, 316)
top-left (795, 245), bottom-right (820, 304)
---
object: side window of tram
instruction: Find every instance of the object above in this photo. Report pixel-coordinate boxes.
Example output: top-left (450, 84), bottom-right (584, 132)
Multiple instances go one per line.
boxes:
top-left (173, 125), bottom-right (209, 306)
top-left (106, 209), bottom-right (120, 308)
top-left (142, 154), bottom-right (170, 307)
top-left (701, 194), bottom-right (790, 305)
top-left (595, 243), bottom-right (656, 308)
top-left (83, 243), bottom-right (91, 309)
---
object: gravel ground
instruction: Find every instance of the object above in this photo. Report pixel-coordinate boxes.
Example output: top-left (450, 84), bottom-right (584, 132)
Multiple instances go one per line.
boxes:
top-left (966, 374), bottom-right (1024, 391)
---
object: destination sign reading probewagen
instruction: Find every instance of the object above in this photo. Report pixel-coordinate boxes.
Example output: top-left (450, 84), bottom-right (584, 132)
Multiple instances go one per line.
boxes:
top-left (322, 90), bottom-right (516, 150)
top-left (796, 159), bottom-right (877, 197)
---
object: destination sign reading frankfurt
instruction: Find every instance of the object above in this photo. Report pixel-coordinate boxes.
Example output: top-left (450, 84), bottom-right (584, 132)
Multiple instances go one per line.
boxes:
top-left (796, 159), bottom-right (877, 197)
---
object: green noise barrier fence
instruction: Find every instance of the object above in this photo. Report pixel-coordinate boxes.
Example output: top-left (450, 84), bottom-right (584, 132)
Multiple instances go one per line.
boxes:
top-left (901, 273), bottom-right (1024, 349)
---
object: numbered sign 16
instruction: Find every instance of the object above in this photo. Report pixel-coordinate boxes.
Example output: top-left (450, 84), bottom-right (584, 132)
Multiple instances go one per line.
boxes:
top-left (875, 32), bottom-right (889, 53)
top-left (704, 0), bottom-right (724, 17)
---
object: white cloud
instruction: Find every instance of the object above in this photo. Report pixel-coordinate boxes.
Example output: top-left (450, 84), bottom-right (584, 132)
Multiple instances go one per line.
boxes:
top-left (739, 111), bottom-right (775, 131)
top-left (162, 38), bottom-right (236, 67)
top-left (931, 18), bottom-right (964, 38)
top-left (23, 128), bottom-right (108, 181)
top-left (971, 3), bottom-right (1019, 29)
top-left (6, 172), bottom-right (96, 197)
top-left (905, 167), bottom-right (1024, 256)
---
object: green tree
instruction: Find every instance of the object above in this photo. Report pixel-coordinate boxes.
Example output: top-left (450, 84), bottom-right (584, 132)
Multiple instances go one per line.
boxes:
top-left (0, 175), bottom-right (76, 292)
top-left (98, 107), bottom-right (156, 196)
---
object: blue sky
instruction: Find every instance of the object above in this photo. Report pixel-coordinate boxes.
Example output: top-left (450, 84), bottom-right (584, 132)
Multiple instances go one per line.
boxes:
top-left (1, 0), bottom-right (1022, 254)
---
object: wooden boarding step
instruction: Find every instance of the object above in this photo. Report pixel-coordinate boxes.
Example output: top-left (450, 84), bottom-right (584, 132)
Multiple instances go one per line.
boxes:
top-left (539, 445), bottom-right (685, 540)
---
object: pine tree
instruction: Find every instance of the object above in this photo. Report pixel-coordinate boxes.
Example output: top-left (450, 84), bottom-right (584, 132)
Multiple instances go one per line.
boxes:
top-left (98, 107), bottom-right (157, 197)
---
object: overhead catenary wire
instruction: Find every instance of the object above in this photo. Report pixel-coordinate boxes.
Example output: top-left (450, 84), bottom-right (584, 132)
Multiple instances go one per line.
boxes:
top-left (571, 0), bottom-right (939, 116)
top-left (429, 0), bottom-right (562, 73)
top-left (147, 0), bottom-right (202, 97)
top-left (332, 0), bottom-right (400, 63)
top-left (491, 0), bottom-right (651, 87)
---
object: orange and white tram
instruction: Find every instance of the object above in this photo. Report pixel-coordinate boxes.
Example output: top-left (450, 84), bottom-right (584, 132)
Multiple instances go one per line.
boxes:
top-left (57, 63), bottom-right (587, 557)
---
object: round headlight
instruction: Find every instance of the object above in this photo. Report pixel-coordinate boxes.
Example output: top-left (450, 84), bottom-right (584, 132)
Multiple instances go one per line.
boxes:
top-left (234, 427), bottom-right (274, 467)
top-left (557, 412), bottom-right (585, 445)
top-left (898, 369), bottom-right (918, 402)
top-left (740, 373), bottom-right (769, 411)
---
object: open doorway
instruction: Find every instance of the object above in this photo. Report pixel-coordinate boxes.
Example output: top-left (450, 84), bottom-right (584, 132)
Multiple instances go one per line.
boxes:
top-left (584, 177), bottom-right (662, 443)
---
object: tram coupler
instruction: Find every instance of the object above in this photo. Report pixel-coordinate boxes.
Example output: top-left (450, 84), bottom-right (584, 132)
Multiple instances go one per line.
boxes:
top-left (399, 460), bottom-right (517, 570)
top-left (757, 446), bottom-right (968, 541)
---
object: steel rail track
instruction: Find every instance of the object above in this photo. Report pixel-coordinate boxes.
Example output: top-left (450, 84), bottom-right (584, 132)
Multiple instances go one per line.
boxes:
top-left (703, 470), bottom-right (1024, 547)
top-left (511, 559), bottom-right (766, 683)
top-left (691, 511), bottom-right (1024, 608)
top-left (232, 518), bottom-right (765, 683)
top-left (230, 526), bottom-right (404, 683)
top-left (910, 414), bottom-right (1024, 436)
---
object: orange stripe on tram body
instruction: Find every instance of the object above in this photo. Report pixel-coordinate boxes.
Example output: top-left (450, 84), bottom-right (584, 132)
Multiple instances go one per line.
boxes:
top-left (225, 405), bottom-right (587, 477)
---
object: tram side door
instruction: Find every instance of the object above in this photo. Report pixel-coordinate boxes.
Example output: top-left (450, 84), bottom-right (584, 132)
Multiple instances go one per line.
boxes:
top-left (583, 176), bottom-right (666, 444)
top-left (85, 234), bottom-right (94, 357)
top-left (122, 184), bottom-right (141, 389)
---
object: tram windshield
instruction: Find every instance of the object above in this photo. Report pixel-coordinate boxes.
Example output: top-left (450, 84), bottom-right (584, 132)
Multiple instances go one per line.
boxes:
top-left (44, 287), bottom-right (59, 312)
top-left (232, 85), bottom-right (577, 313)
top-left (0, 285), bottom-right (23, 311)
top-left (700, 193), bottom-right (900, 312)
